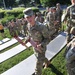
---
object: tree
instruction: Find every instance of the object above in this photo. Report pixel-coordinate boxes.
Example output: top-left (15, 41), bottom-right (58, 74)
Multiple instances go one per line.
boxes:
top-left (19, 0), bottom-right (31, 7)
top-left (40, 0), bottom-right (54, 7)
top-left (40, 0), bottom-right (71, 7)
top-left (4, 0), bottom-right (16, 8)
top-left (0, 0), bottom-right (6, 8)
top-left (35, 0), bottom-right (41, 5)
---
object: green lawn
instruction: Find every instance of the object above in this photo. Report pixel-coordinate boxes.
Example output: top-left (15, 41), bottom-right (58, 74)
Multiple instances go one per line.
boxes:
top-left (0, 46), bottom-right (67, 75)
top-left (0, 28), bottom-right (11, 40)
top-left (0, 47), bottom-right (34, 74)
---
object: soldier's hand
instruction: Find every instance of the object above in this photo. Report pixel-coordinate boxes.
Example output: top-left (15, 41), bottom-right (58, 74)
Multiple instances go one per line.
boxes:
top-left (37, 44), bottom-right (42, 49)
top-left (36, 44), bottom-right (42, 53)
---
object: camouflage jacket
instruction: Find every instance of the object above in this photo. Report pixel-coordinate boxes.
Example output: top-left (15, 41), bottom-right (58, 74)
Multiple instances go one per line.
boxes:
top-left (27, 21), bottom-right (50, 47)
top-left (63, 4), bottom-right (75, 26)
top-left (66, 38), bottom-right (75, 63)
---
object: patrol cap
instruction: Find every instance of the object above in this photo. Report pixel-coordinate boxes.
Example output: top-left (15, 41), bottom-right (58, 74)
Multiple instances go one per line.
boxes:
top-left (23, 8), bottom-right (34, 18)
top-left (56, 3), bottom-right (60, 6)
top-left (52, 7), bottom-right (56, 10)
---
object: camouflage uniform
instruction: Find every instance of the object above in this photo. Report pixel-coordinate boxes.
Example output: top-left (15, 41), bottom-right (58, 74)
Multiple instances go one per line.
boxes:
top-left (56, 3), bottom-right (62, 29)
top-left (53, 7), bottom-right (59, 34)
top-left (22, 19), bottom-right (28, 36)
top-left (16, 18), bottom-right (22, 35)
top-left (8, 21), bottom-right (18, 37)
top-left (35, 12), bottom-right (44, 23)
top-left (44, 7), bottom-right (49, 18)
top-left (63, 4), bottom-right (75, 43)
top-left (27, 21), bottom-right (50, 75)
top-left (65, 38), bottom-right (75, 75)
top-left (23, 8), bottom-right (51, 75)
top-left (46, 7), bottom-right (56, 37)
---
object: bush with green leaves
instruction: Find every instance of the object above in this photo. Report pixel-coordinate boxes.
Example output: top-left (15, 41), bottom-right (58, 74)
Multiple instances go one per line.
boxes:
top-left (0, 7), bottom-right (39, 25)
top-left (1, 15), bottom-right (15, 25)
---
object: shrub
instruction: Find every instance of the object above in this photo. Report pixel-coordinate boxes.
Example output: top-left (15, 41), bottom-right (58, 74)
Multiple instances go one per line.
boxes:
top-left (0, 7), bottom-right (39, 25)
top-left (1, 15), bottom-right (15, 25)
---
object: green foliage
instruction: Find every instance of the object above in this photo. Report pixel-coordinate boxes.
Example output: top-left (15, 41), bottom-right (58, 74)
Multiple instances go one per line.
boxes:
top-left (4, 28), bottom-right (12, 38)
top-left (4, 0), bottom-right (17, 7)
top-left (0, 28), bottom-right (11, 40)
top-left (0, 7), bottom-right (39, 25)
top-left (17, 14), bottom-right (24, 19)
top-left (0, 10), bottom-right (5, 18)
top-left (5, 8), bottom-right (24, 17)
top-left (40, 0), bottom-right (71, 7)
top-left (1, 15), bottom-right (15, 25)
top-left (32, 7), bottom-right (39, 13)
top-left (0, 18), bottom-right (7, 25)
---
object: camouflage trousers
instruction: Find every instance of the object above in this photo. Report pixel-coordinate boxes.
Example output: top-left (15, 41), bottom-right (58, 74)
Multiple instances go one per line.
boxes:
top-left (34, 47), bottom-right (48, 75)
top-left (66, 61), bottom-right (75, 75)
top-left (66, 49), bottom-right (75, 75)
top-left (66, 26), bottom-right (72, 43)
top-left (48, 27), bottom-right (56, 36)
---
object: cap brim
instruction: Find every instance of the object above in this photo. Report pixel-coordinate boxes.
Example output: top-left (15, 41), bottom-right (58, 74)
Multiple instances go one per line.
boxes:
top-left (24, 13), bottom-right (33, 18)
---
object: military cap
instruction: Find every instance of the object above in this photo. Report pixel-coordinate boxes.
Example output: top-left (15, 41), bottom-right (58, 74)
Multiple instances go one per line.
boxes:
top-left (52, 7), bottom-right (56, 10)
top-left (56, 3), bottom-right (60, 6)
top-left (23, 8), bottom-right (34, 18)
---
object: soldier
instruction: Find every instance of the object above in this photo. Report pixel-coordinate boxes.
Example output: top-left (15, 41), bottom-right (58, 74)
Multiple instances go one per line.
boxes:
top-left (56, 3), bottom-right (62, 29)
top-left (15, 18), bottom-right (22, 35)
top-left (53, 7), bottom-right (59, 34)
top-left (45, 7), bottom-right (50, 17)
top-left (46, 7), bottom-right (56, 39)
top-left (65, 38), bottom-right (75, 75)
top-left (23, 8), bottom-right (50, 75)
top-left (22, 18), bottom-right (28, 36)
top-left (8, 21), bottom-right (18, 37)
top-left (35, 12), bottom-right (45, 23)
top-left (63, 0), bottom-right (75, 43)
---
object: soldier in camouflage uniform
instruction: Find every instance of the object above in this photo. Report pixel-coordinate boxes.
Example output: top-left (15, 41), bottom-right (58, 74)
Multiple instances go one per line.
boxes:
top-left (53, 7), bottom-right (59, 34)
top-left (65, 38), bottom-right (75, 75)
top-left (44, 7), bottom-right (50, 18)
top-left (15, 18), bottom-right (22, 35)
top-left (23, 8), bottom-right (50, 75)
top-left (46, 7), bottom-right (56, 38)
top-left (22, 18), bottom-right (28, 36)
top-left (8, 21), bottom-right (18, 37)
top-left (63, 0), bottom-right (75, 43)
top-left (56, 3), bottom-right (62, 29)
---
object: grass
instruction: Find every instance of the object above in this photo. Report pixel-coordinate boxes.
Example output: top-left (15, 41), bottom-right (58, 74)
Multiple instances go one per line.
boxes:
top-left (0, 46), bottom-right (67, 75)
top-left (42, 47), bottom-right (67, 75)
top-left (0, 28), bottom-right (11, 40)
top-left (0, 42), bottom-right (19, 53)
top-left (0, 47), bottom-right (34, 74)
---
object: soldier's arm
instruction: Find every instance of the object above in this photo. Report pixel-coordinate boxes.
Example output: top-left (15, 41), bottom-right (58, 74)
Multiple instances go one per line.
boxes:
top-left (63, 7), bottom-right (70, 22)
top-left (69, 53), bottom-right (75, 62)
top-left (41, 25), bottom-right (51, 47)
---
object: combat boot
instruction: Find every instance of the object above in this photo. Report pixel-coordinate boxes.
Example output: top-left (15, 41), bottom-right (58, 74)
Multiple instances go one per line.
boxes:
top-left (44, 61), bottom-right (50, 69)
top-left (32, 73), bottom-right (35, 75)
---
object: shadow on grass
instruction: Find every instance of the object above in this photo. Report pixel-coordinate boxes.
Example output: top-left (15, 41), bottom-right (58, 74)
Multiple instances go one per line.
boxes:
top-left (48, 64), bottom-right (63, 75)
